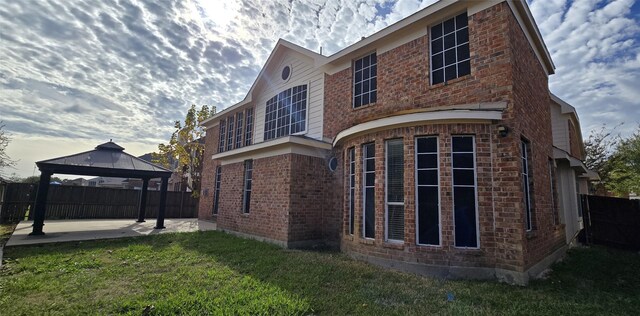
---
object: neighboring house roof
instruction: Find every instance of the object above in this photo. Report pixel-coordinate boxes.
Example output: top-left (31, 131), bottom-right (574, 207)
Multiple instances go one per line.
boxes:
top-left (550, 93), bottom-right (586, 159)
top-left (202, 0), bottom-right (555, 127)
top-left (37, 141), bottom-right (172, 178)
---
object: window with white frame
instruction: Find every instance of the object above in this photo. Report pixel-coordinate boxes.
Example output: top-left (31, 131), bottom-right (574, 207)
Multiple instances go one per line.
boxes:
top-left (521, 139), bottom-right (533, 231)
top-left (430, 12), bottom-right (470, 85)
top-left (362, 143), bottom-right (376, 239)
top-left (385, 139), bottom-right (404, 242)
top-left (353, 53), bottom-right (377, 108)
top-left (416, 136), bottom-right (440, 246)
top-left (243, 160), bottom-right (253, 213)
top-left (218, 119), bottom-right (226, 153)
top-left (549, 159), bottom-right (558, 225)
top-left (244, 108), bottom-right (254, 146)
top-left (452, 135), bottom-right (478, 248)
top-left (264, 85), bottom-right (308, 141)
top-left (235, 112), bottom-right (243, 149)
top-left (213, 166), bottom-right (222, 215)
top-left (226, 116), bottom-right (234, 151)
top-left (348, 147), bottom-right (356, 235)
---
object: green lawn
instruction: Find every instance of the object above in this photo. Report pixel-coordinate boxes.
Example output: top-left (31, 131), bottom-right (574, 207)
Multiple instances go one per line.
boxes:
top-left (0, 231), bottom-right (638, 315)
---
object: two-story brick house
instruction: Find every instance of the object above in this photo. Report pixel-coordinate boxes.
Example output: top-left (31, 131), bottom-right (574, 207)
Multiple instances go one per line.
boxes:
top-left (198, 0), bottom-right (591, 284)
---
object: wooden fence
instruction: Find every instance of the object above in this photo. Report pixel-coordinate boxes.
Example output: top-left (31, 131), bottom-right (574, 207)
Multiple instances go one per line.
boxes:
top-left (0, 183), bottom-right (198, 224)
top-left (581, 194), bottom-right (640, 250)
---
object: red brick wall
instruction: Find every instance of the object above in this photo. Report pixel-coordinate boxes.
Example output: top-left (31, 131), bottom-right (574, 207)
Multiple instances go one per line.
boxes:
top-left (506, 6), bottom-right (565, 269)
top-left (216, 155), bottom-right (291, 242)
top-left (323, 3), bottom-right (513, 140)
top-left (289, 155), bottom-right (339, 243)
top-left (198, 125), bottom-right (220, 221)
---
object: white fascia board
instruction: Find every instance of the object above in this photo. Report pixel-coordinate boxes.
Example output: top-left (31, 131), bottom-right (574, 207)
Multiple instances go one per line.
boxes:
top-left (333, 110), bottom-right (503, 146)
top-left (212, 136), bottom-right (332, 165)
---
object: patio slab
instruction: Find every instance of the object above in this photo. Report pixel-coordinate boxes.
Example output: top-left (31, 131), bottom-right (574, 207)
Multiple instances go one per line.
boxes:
top-left (5, 219), bottom-right (216, 247)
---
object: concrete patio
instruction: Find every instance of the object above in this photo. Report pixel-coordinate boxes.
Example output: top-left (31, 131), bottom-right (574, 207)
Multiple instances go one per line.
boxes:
top-left (5, 219), bottom-right (216, 247)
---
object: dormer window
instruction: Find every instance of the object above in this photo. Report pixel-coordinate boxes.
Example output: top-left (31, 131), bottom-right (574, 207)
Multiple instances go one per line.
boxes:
top-left (353, 52), bottom-right (377, 108)
top-left (264, 85), bottom-right (308, 141)
top-left (430, 12), bottom-right (470, 85)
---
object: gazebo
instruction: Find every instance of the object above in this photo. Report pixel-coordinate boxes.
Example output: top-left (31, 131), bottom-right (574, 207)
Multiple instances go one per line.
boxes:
top-left (29, 141), bottom-right (173, 235)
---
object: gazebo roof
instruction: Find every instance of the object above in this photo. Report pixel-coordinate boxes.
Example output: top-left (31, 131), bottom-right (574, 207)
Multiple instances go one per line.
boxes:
top-left (36, 141), bottom-right (172, 178)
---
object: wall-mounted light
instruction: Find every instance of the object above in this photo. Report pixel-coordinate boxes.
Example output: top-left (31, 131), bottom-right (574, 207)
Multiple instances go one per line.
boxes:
top-left (498, 125), bottom-right (509, 138)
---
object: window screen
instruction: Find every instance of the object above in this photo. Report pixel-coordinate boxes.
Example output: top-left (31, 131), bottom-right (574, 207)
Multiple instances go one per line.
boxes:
top-left (264, 85), bottom-right (308, 140)
top-left (235, 112), bottom-right (243, 149)
top-left (521, 139), bottom-right (533, 231)
top-left (244, 108), bottom-right (254, 146)
top-left (243, 160), bottom-right (253, 213)
top-left (218, 119), bottom-right (226, 153)
top-left (226, 116), bottom-right (234, 151)
top-left (213, 166), bottom-right (222, 215)
top-left (416, 136), bottom-right (439, 245)
top-left (386, 139), bottom-right (404, 242)
top-left (431, 12), bottom-right (470, 84)
top-left (348, 147), bottom-right (355, 235)
top-left (353, 53), bottom-right (377, 108)
top-left (363, 143), bottom-right (376, 239)
top-left (452, 135), bottom-right (477, 248)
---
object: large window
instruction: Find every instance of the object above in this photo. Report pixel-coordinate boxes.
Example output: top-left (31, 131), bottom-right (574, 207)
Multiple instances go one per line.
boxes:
top-left (235, 112), bottom-right (243, 149)
top-left (213, 166), bottom-right (222, 215)
top-left (430, 12), bottom-right (470, 85)
top-left (362, 143), bottom-right (376, 239)
top-left (521, 139), bottom-right (533, 231)
top-left (226, 116), bottom-right (234, 151)
top-left (243, 160), bottom-right (253, 213)
top-left (452, 135), bottom-right (477, 248)
top-left (348, 147), bottom-right (355, 235)
top-left (218, 119), bottom-right (226, 153)
top-left (264, 85), bottom-right (308, 140)
top-left (245, 108), bottom-right (254, 146)
top-left (416, 136), bottom-right (440, 246)
top-left (385, 139), bottom-right (404, 242)
top-left (353, 52), bottom-right (377, 108)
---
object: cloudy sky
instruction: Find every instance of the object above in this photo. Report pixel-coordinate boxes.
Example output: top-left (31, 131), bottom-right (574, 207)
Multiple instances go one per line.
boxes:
top-left (1, 0), bottom-right (638, 178)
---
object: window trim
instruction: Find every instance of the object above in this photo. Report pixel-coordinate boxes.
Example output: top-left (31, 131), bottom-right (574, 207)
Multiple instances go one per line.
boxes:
top-left (213, 166), bottom-right (222, 215)
top-left (451, 135), bottom-right (479, 249)
top-left (242, 160), bottom-right (253, 213)
top-left (521, 138), bottom-right (533, 231)
top-left (362, 142), bottom-right (376, 240)
top-left (244, 107), bottom-right (254, 146)
top-left (235, 112), bottom-right (244, 149)
top-left (352, 51), bottom-right (378, 109)
top-left (429, 12), bottom-right (470, 85)
top-left (414, 136), bottom-right (442, 247)
top-left (226, 116), bottom-right (235, 151)
top-left (384, 138), bottom-right (404, 243)
top-left (218, 119), bottom-right (226, 153)
top-left (348, 147), bottom-right (356, 235)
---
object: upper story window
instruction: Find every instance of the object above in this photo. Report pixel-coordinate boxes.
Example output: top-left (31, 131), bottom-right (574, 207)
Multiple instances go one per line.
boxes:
top-left (430, 12), bottom-right (470, 85)
top-left (264, 85), bottom-right (308, 141)
top-left (226, 116), bottom-right (235, 151)
top-left (218, 118), bottom-right (226, 153)
top-left (353, 52), bottom-right (377, 108)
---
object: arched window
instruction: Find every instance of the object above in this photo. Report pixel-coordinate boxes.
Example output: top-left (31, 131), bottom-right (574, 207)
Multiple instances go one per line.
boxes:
top-left (264, 85), bottom-right (308, 140)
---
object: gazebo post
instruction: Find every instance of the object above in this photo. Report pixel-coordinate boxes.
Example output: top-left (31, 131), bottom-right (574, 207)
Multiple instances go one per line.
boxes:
top-left (155, 177), bottom-right (168, 229)
top-left (30, 171), bottom-right (52, 236)
top-left (136, 178), bottom-right (149, 222)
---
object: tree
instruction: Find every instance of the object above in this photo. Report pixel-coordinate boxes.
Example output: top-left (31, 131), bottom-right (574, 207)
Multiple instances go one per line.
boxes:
top-left (0, 121), bottom-right (17, 177)
top-left (153, 104), bottom-right (215, 197)
top-left (607, 125), bottom-right (640, 196)
top-left (584, 124), bottom-right (621, 192)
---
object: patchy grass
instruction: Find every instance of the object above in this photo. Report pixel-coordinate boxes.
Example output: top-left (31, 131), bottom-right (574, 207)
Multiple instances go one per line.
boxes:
top-left (1, 231), bottom-right (639, 315)
top-left (0, 223), bottom-right (16, 247)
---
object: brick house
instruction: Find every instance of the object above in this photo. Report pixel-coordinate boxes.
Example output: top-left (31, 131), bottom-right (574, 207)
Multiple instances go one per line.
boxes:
top-left (198, 0), bottom-right (594, 284)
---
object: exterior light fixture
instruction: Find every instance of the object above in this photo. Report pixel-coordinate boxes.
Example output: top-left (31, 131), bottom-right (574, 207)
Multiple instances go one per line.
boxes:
top-left (498, 125), bottom-right (509, 137)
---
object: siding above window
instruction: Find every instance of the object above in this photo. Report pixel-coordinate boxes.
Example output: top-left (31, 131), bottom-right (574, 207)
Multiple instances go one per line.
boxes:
top-left (353, 52), bottom-right (377, 108)
top-left (430, 12), bottom-right (470, 85)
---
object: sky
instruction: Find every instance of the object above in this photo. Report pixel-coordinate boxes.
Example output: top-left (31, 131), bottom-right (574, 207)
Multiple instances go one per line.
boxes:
top-left (1, 0), bottom-right (639, 178)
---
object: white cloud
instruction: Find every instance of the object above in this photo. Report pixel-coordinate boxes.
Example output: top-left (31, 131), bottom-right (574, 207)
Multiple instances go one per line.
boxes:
top-left (1, 0), bottom-right (638, 177)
